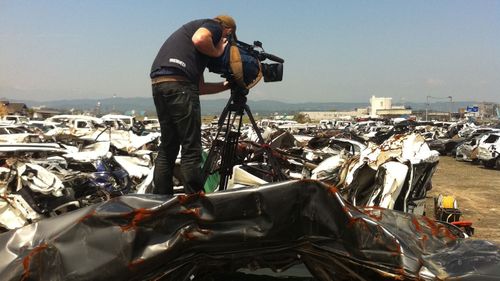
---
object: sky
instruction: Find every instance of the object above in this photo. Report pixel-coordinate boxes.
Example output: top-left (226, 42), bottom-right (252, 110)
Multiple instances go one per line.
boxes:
top-left (1, 0), bottom-right (499, 104)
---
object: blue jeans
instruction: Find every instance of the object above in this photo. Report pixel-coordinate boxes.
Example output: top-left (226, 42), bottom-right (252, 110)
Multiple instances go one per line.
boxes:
top-left (152, 81), bottom-right (203, 195)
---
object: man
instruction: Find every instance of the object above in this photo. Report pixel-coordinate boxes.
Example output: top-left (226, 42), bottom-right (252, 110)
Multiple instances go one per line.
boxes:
top-left (150, 15), bottom-right (236, 195)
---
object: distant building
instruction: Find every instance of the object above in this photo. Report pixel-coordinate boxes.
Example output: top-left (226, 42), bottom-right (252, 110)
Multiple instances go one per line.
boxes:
top-left (0, 100), bottom-right (28, 116)
top-left (369, 96), bottom-right (412, 118)
top-left (273, 115), bottom-right (295, 121)
top-left (31, 108), bottom-right (63, 120)
top-left (300, 95), bottom-right (415, 122)
top-left (478, 102), bottom-right (499, 119)
top-left (299, 108), bottom-right (368, 121)
top-left (369, 96), bottom-right (392, 117)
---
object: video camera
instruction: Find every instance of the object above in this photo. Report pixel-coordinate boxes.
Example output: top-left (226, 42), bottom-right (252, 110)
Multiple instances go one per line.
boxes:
top-left (207, 39), bottom-right (284, 89)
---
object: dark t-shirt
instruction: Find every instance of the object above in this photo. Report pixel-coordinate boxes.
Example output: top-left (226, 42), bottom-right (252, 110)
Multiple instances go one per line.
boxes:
top-left (150, 19), bottom-right (223, 82)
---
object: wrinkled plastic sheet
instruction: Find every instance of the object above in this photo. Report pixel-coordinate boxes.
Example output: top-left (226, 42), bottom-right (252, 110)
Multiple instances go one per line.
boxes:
top-left (0, 180), bottom-right (498, 281)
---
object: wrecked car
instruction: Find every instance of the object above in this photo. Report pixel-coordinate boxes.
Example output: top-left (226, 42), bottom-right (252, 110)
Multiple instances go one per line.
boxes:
top-left (0, 180), bottom-right (498, 280)
top-left (336, 133), bottom-right (439, 215)
top-left (0, 125), bottom-right (42, 143)
top-left (455, 134), bottom-right (486, 162)
top-left (477, 132), bottom-right (500, 169)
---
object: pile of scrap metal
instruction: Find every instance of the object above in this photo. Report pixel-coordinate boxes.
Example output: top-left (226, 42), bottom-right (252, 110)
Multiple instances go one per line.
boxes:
top-left (337, 133), bottom-right (439, 215)
top-left (0, 125), bottom-right (160, 232)
top-left (425, 121), bottom-right (500, 159)
top-left (0, 180), bottom-right (498, 280)
top-left (228, 132), bottom-right (438, 216)
top-left (0, 115), bottom-right (449, 233)
top-left (2, 117), bottom-right (499, 279)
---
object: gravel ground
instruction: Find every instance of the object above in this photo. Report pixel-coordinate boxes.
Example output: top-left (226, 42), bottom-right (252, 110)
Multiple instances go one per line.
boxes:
top-left (426, 155), bottom-right (500, 244)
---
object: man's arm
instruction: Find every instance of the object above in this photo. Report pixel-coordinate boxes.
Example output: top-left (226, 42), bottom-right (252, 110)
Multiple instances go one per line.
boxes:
top-left (192, 27), bottom-right (226, 57)
top-left (199, 75), bottom-right (231, 95)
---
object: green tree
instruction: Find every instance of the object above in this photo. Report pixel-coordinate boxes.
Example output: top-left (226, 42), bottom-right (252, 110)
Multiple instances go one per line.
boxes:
top-left (0, 104), bottom-right (7, 117)
top-left (294, 113), bottom-right (311, 123)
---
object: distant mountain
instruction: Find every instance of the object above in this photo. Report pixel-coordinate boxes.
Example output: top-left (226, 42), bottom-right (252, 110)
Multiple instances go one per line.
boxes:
top-left (9, 97), bottom-right (479, 116)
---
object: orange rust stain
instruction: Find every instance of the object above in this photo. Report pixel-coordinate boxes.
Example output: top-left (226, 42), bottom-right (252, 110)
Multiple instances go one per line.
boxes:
top-left (298, 178), bottom-right (320, 184)
top-left (182, 230), bottom-right (197, 241)
top-left (181, 227), bottom-right (212, 241)
top-left (390, 250), bottom-right (401, 257)
top-left (366, 212), bottom-right (383, 221)
top-left (177, 194), bottom-right (189, 204)
top-left (392, 267), bottom-right (406, 280)
top-left (421, 216), bottom-right (439, 236)
top-left (177, 192), bottom-right (205, 205)
top-left (77, 210), bottom-right (96, 223)
top-left (342, 205), bottom-right (351, 216)
top-left (120, 208), bottom-right (154, 232)
top-left (379, 228), bottom-right (403, 255)
top-left (346, 216), bottom-right (364, 228)
top-left (178, 207), bottom-right (201, 217)
top-left (363, 207), bottom-right (384, 221)
top-left (421, 216), bottom-right (457, 240)
top-left (22, 243), bottom-right (48, 281)
top-left (271, 150), bottom-right (281, 158)
top-left (411, 216), bottom-right (422, 233)
top-left (421, 234), bottom-right (428, 242)
top-left (420, 234), bottom-right (429, 249)
top-left (328, 185), bottom-right (339, 194)
top-left (127, 258), bottom-right (145, 270)
top-left (438, 224), bottom-right (458, 240)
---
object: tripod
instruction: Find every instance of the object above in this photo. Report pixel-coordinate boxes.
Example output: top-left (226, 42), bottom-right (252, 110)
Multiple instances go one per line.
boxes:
top-left (202, 87), bottom-right (287, 191)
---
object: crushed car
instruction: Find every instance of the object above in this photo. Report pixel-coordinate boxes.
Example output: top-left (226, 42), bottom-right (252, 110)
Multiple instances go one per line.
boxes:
top-left (0, 180), bottom-right (498, 280)
top-left (477, 132), bottom-right (500, 169)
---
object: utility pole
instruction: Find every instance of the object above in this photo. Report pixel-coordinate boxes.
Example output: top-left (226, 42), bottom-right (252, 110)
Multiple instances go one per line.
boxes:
top-left (426, 95), bottom-right (430, 121)
top-left (448, 96), bottom-right (453, 121)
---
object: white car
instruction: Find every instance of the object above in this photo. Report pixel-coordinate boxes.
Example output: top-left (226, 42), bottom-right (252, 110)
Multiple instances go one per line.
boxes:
top-left (477, 132), bottom-right (500, 169)
top-left (142, 118), bottom-right (160, 131)
top-left (1, 115), bottom-right (29, 124)
top-left (0, 125), bottom-right (41, 143)
top-left (101, 114), bottom-right (136, 130)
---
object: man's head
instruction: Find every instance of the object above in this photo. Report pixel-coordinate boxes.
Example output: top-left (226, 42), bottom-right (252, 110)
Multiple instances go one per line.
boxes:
top-left (214, 15), bottom-right (237, 40)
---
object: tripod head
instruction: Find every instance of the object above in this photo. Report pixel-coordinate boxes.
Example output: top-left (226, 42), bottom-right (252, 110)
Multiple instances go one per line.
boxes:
top-left (229, 86), bottom-right (249, 108)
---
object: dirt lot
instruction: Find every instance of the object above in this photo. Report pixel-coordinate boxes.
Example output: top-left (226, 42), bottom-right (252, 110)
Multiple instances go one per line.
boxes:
top-left (426, 156), bottom-right (500, 244)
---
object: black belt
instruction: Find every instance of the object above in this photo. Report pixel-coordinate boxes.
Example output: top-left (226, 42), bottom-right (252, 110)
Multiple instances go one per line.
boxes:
top-left (151, 75), bottom-right (190, 85)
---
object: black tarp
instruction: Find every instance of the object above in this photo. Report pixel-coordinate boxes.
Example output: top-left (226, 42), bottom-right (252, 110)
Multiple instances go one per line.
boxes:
top-left (0, 180), bottom-right (498, 280)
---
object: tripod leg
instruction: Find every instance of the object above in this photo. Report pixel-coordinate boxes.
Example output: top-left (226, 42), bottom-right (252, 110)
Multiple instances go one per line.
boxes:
top-left (244, 105), bottom-right (266, 144)
top-left (244, 105), bottom-right (287, 181)
top-left (202, 95), bottom-right (245, 191)
top-left (201, 96), bottom-right (234, 186)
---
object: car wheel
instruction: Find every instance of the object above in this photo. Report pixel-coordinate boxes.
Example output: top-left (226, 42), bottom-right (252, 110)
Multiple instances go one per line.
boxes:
top-left (483, 159), bottom-right (495, 169)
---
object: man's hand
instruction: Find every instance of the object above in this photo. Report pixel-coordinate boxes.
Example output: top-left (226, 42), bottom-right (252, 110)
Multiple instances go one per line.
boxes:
top-left (199, 76), bottom-right (231, 95)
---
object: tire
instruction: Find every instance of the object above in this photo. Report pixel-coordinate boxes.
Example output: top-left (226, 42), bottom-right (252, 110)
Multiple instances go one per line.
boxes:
top-left (483, 159), bottom-right (495, 169)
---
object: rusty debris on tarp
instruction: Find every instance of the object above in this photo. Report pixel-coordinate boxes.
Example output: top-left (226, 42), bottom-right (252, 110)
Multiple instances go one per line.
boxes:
top-left (0, 180), bottom-right (498, 281)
